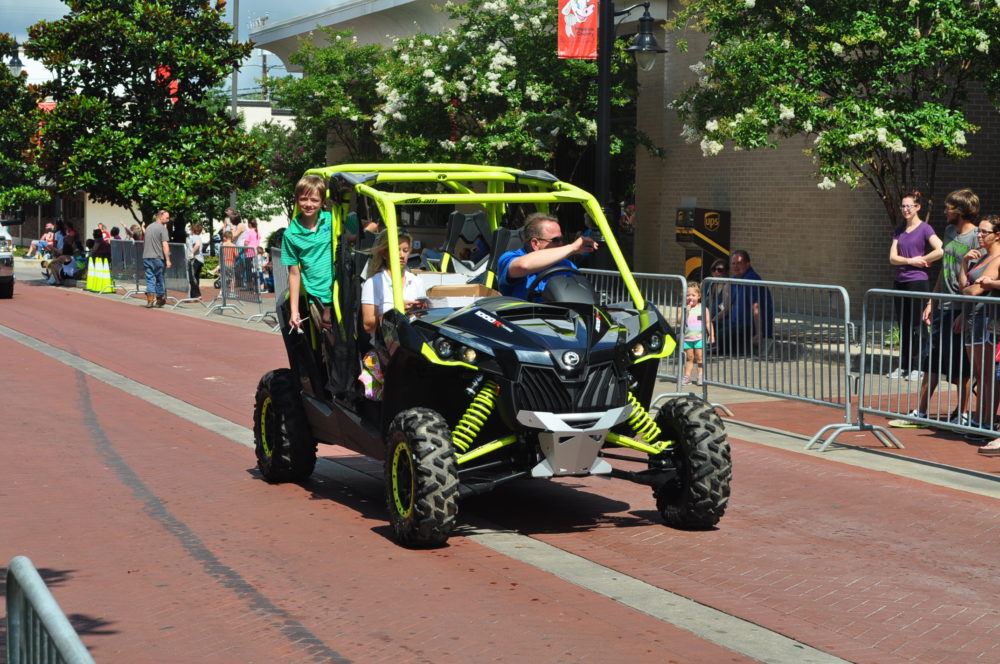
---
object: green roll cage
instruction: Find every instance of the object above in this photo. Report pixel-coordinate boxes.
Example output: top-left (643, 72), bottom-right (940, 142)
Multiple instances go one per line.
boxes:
top-left (304, 163), bottom-right (647, 316)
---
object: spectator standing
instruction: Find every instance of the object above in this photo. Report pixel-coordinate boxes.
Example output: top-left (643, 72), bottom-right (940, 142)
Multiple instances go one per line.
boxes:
top-left (888, 191), bottom-right (943, 380)
top-left (893, 189), bottom-right (980, 427)
top-left (186, 222), bottom-right (205, 300)
top-left (97, 223), bottom-right (111, 242)
top-left (680, 282), bottom-right (713, 386)
top-left (715, 250), bottom-right (773, 355)
top-left (957, 214), bottom-right (1000, 430)
top-left (110, 226), bottom-right (123, 241)
top-left (231, 214), bottom-right (247, 247)
top-left (142, 210), bottom-right (172, 308)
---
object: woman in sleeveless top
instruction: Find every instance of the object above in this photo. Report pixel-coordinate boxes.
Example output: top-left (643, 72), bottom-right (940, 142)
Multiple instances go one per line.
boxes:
top-left (888, 191), bottom-right (943, 380)
top-left (958, 215), bottom-right (1000, 432)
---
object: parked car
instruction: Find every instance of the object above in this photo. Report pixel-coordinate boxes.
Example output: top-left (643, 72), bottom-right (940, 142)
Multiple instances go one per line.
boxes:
top-left (0, 219), bottom-right (19, 298)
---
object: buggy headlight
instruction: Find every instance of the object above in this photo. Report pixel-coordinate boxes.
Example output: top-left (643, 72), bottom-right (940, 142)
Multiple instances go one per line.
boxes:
top-left (460, 347), bottom-right (478, 363)
top-left (631, 342), bottom-right (646, 358)
top-left (649, 334), bottom-right (663, 352)
top-left (433, 337), bottom-right (455, 359)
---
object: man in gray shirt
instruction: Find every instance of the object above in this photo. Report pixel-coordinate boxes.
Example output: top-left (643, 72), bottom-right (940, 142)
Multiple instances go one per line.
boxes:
top-left (142, 209), bottom-right (173, 308)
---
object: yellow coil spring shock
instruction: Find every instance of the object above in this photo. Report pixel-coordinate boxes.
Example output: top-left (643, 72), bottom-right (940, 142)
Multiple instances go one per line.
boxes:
top-left (627, 391), bottom-right (661, 443)
top-left (452, 379), bottom-right (501, 453)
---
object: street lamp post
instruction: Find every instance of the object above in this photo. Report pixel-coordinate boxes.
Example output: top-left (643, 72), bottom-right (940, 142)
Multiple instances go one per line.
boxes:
top-left (7, 40), bottom-right (24, 77)
top-left (594, 2), bottom-right (666, 229)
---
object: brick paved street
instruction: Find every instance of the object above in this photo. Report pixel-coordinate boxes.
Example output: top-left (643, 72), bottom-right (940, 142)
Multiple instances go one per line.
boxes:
top-left (2, 271), bottom-right (998, 663)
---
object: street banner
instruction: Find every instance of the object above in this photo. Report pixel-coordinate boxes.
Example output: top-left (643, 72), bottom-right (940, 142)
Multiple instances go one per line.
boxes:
top-left (558, 0), bottom-right (598, 60)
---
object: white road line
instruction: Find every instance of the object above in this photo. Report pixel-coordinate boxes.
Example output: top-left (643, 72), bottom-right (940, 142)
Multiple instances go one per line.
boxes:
top-left (4, 323), bottom-right (847, 664)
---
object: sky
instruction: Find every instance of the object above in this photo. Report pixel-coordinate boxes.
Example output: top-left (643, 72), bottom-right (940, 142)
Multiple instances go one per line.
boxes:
top-left (0, 0), bottom-right (314, 84)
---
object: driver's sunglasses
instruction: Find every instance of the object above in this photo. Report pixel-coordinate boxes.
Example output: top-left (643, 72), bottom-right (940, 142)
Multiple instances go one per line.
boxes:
top-left (538, 235), bottom-right (564, 245)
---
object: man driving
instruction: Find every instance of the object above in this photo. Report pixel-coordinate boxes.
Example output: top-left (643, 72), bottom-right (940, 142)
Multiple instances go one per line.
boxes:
top-left (497, 212), bottom-right (599, 300)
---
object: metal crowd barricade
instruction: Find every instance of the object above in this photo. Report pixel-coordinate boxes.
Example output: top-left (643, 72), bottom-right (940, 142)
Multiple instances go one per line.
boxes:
top-left (697, 277), bottom-right (898, 451)
top-left (110, 238), bottom-right (143, 298)
top-left (167, 242), bottom-right (205, 308)
top-left (6, 555), bottom-right (95, 664)
top-left (207, 245), bottom-right (276, 325)
top-left (581, 268), bottom-right (688, 391)
top-left (270, 247), bottom-right (288, 302)
top-left (851, 289), bottom-right (1000, 447)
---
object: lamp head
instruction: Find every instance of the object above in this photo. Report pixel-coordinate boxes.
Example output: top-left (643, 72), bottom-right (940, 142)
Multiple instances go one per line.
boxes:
top-left (627, 7), bottom-right (667, 72)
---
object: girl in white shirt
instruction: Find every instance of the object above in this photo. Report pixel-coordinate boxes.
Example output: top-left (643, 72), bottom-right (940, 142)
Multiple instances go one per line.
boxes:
top-left (359, 230), bottom-right (427, 399)
top-left (361, 230), bottom-right (427, 337)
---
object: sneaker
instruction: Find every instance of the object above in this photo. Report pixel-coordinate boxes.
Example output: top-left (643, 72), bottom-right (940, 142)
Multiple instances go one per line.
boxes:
top-left (695, 376), bottom-right (703, 386)
top-left (887, 368), bottom-right (904, 378)
top-left (888, 409), bottom-right (928, 428)
top-left (906, 370), bottom-right (924, 381)
top-left (682, 376), bottom-right (693, 385)
top-left (948, 412), bottom-right (976, 428)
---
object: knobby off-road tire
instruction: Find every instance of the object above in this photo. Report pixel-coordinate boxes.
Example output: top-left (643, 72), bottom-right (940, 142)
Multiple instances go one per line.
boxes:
top-left (384, 407), bottom-right (459, 547)
top-left (0, 279), bottom-right (12, 299)
top-left (253, 369), bottom-right (317, 483)
top-left (652, 394), bottom-right (731, 529)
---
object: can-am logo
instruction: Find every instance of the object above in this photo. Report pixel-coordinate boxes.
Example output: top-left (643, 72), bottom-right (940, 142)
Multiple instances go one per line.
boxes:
top-left (475, 310), bottom-right (512, 332)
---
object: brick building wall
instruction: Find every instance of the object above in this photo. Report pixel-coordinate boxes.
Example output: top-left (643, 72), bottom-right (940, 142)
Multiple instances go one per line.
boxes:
top-left (634, 1), bottom-right (1000, 318)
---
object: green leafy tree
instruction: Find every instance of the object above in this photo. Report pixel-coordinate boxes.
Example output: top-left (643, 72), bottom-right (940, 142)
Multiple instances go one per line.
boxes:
top-left (268, 28), bottom-right (383, 162)
top-left (670, 0), bottom-right (1000, 225)
top-left (26, 0), bottom-right (265, 227)
top-left (372, 0), bottom-right (643, 180)
top-left (0, 34), bottom-right (49, 213)
top-left (249, 121), bottom-right (327, 219)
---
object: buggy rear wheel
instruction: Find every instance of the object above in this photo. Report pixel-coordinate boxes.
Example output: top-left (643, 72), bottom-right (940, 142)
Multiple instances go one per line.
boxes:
top-left (652, 394), bottom-right (731, 529)
top-left (253, 369), bottom-right (317, 482)
top-left (384, 408), bottom-right (459, 547)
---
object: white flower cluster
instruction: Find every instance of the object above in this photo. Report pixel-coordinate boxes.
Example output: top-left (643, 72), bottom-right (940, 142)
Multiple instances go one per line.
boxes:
top-left (744, 0), bottom-right (755, 7)
top-left (680, 124), bottom-right (699, 144)
top-left (373, 87), bottom-right (408, 135)
top-left (778, 104), bottom-right (794, 121)
top-left (700, 137), bottom-right (723, 156)
top-left (525, 82), bottom-right (543, 102)
top-left (705, 119), bottom-right (718, 131)
top-left (689, 61), bottom-right (707, 75)
top-left (953, 130), bottom-right (967, 145)
top-left (817, 176), bottom-right (835, 190)
top-left (830, 42), bottom-right (844, 56)
top-left (976, 30), bottom-right (989, 54)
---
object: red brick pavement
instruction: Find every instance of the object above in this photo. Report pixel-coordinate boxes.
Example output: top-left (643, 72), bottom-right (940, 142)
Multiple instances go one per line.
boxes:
top-left (3, 279), bottom-right (1000, 664)
top-left (1, 283), bottom-right (753, 663)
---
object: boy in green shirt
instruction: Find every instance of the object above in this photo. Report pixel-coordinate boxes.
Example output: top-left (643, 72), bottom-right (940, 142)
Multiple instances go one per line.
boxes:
top-left (281, 174), bottom-right (334, 331)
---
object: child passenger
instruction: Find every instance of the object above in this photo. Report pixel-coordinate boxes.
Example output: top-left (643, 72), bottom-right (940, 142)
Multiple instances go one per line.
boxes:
top-left (281, 174), bottom-right (334, 332)
top-left (359, 230), bottom-right (428, 399)
top-left (681, 282), bottom-right (713, 386)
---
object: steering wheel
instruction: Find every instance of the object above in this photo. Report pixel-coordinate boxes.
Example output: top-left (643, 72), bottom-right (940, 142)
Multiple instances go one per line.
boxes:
top-left (526, 265), bottom-right (579, 300)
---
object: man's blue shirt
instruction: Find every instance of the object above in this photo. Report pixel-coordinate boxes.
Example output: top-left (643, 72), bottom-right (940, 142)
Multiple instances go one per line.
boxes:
top-left (727, 267), bottom-right (773, 337)
top-left (497, 247), bottom-right (577, 300)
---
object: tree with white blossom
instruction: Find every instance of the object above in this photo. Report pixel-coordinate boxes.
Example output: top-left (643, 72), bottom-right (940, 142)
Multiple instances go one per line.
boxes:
top-left (669, 0), bottom-right (1000, 225)
top-left (372, 0), bottom-right (646, 179)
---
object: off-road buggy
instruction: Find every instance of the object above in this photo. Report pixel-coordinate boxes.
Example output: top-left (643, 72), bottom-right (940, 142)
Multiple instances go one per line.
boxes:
top-left (253, 164), bottom-right (731, 547)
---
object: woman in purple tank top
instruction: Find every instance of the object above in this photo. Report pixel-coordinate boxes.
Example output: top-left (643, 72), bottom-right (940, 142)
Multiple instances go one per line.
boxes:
top-left (889, 191), bottom-right (943, 380)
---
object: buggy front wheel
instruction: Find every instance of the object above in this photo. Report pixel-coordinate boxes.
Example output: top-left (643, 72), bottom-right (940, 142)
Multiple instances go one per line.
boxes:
top-left (651, 394), bottom-right (731, 529)
top-left (384, 408), bottom-right (459, 547)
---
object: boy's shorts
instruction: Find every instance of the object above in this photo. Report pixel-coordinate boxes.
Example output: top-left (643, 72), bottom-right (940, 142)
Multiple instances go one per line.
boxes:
top-left (683, 339), bottom-right (703, 350)
top-left (921, 309), bottom-right (969, 384)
